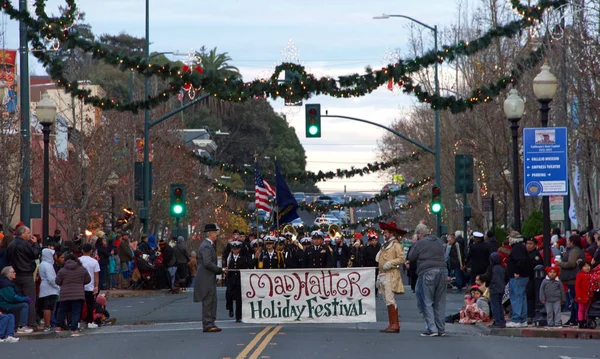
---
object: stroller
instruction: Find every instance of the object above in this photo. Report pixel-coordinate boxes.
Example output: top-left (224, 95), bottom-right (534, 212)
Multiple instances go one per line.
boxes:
top-left (585, 290), bottom-right (600, 329)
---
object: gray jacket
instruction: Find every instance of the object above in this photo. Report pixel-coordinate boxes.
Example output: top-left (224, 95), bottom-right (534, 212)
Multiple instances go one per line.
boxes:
top-left (539, 277), bottom-right (565, 303)
top-left (193, 239), bottom-right (223, 302)
top-left (39, 248), bottom-right (60, 298)
top-left (407, 234), bottom-right (446, 276)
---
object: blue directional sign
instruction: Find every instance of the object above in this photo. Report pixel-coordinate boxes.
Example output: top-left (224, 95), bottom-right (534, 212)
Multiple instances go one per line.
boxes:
top-left (523, 127), bottom-right (568, 197)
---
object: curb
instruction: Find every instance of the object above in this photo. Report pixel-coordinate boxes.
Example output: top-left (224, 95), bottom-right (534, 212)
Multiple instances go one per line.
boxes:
top-left (490, 327), bottom-right (600, 340)
top-left (103, 289), bottom-right (174, 298)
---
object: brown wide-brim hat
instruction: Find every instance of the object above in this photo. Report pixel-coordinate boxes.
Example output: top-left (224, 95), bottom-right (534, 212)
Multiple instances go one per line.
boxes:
top-left (378, 221), bottom-right (407, 236)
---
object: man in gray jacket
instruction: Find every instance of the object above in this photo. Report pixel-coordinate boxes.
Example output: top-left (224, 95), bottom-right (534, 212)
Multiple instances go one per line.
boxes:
top-left (408, 222), bottom-right (448, 337)
top-left (193, 224), bottom-right (226, 332)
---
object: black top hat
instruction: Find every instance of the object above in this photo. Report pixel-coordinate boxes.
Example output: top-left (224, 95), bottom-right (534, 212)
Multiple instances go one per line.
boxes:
top-left (204, 223), bottom-right (220, 232)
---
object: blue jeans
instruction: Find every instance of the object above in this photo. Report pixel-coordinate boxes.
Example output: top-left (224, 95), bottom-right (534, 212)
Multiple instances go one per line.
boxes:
top-left (509, 277), bottom-right (529, 323)
top-left (168, 266), bottom-right (177, 288)
top-left (416, 268), bottom-right (448, 334)
top-left (490, 293), bottom-right (505, 326)
top-left (56, 300), bottom-right (83, 331)
top-left (453, 265), bottom-right (463, 290)
top-left (0, 313), bottom-right (15, 338)
top-left (7, 302), bottom-right (28, 327)
top-left (567, 285), bottom-right (578, 323)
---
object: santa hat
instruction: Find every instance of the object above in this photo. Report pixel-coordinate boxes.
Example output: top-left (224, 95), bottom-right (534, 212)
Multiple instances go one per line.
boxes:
top-left (95, 295), bottom-right (107, 306)
top-left (545, 265), bottom-right (560, 276)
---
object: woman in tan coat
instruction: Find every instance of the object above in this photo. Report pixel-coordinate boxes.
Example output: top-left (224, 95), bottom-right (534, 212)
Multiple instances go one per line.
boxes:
top-left (376, 221), bottom-right (407, 333)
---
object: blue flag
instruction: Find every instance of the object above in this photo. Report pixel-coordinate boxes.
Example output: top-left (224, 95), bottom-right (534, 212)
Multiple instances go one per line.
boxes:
top-left (275, 160), bottom-right (299, 225)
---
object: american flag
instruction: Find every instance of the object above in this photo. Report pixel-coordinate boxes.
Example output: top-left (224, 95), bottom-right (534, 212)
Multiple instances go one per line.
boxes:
top-left (255, 163), bottom-right (275, 212)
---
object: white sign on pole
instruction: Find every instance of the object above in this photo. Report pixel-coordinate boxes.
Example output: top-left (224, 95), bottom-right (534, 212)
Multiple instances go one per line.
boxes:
top-left (550, 196), bottom-right (565, 221)
top-left (240, 268), bottom-right (376, 324)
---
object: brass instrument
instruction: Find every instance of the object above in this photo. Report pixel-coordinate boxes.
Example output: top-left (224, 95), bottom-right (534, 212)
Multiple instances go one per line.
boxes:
top-left (282, 224), bottom-right (297, 242)
top-left (328, 224), bottom-right (342, 240)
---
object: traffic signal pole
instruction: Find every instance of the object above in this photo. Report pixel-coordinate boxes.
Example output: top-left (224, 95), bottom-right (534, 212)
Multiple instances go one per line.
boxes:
top-left (320, 113), bottom-right (440, 235)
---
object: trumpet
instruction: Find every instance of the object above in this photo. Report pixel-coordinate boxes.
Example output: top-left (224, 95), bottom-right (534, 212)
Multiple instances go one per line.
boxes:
top-left (328, 224), bottom-right (342, 240)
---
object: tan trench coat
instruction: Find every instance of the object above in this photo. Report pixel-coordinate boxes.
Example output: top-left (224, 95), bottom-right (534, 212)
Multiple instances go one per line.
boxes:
top-left (377, 239), bottom-right (406, 294)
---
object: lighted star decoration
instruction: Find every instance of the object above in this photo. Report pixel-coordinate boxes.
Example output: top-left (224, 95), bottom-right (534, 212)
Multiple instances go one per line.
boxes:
top-left (180, 48), bottom-right (203, 101)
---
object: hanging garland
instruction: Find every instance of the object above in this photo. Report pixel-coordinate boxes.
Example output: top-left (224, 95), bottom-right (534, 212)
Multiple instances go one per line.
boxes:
top-left (210, 174), bottom-right (433, 211)
top-left (195, 152), bottom-right (420, 183)
top-left (0, 0), bottom-right (564, 113)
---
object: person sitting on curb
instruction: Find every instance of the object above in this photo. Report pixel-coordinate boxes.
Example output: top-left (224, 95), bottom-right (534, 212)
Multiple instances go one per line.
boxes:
top-left (0, 266), bottom-right (33, 334)
top-left (459, 285), bottom-right (490, 324)
top-left (0, 311), bottom-right (19, 343)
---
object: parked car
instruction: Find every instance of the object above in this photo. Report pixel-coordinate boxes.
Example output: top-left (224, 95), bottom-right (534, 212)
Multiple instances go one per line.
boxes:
top-left (314, 195), bottom-right (334, 206)
top-left (326, 210), bottom-right (348, 224)
top-left (313, 215), bottom-right (340, 227)
top-left (291, 217), bottom-right (304, 228)
top-left (394, 195), bottom-right (409, 209)
top-left (381, 183), bottom-right (401, 193)
top-left (294, 192), bottom-right (307, 204)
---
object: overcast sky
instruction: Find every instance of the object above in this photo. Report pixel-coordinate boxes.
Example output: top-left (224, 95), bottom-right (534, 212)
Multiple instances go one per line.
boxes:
top-left (2, 0), bottom-right (467, 193)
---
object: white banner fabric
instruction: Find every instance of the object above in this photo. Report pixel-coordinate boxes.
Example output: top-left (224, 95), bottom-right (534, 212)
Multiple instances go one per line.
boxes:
top-left (240, 268), bottom-right (376, 324)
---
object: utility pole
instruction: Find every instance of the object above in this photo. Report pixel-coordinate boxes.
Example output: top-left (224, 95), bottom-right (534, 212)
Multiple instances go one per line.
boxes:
top-left (19, 0), bottom-right (31, 226)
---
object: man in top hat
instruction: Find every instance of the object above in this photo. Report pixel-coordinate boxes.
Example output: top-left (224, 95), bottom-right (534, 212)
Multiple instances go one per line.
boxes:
top-left (376, 222), bottom-right (407, 333)
top-left (193, 224), bottom-right (227, 333)
top-left (256, 236), bottom-right (284, 269)
top-left (226, 241), bottom-right (250, 322)
top-left (304, 231), bottom-right (334, 268)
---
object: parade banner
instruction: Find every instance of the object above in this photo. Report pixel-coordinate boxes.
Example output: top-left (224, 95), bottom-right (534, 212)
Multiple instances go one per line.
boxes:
top-left (240, 268), bottom-right (376, 324)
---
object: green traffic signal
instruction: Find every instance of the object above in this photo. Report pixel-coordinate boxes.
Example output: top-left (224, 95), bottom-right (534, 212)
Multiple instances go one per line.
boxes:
top-left (305, 104), bottom-right (321, 138)
top-left (431, 185), bottom-right (442, 214)
top-left (173, 204), bottom-right (184, 215)
top-left (169, 184), bottom-right (186, 218)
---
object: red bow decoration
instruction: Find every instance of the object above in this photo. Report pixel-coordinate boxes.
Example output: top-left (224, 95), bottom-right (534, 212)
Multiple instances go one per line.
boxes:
top-left (183, 83), bottom-right (192, 91)
top-left (195, 65), bottom-right (203, 74)
top-left (182, 65), bottom-right (191, 73)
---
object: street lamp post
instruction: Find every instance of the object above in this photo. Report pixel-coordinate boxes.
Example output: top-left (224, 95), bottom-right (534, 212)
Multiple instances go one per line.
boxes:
top-left (107, 171), bottom-right (119, 231)
top-left (374, 13), bottom-right (441, 236)
top-left (36, 92), bottom-right (57, 244)
top-left (533, 63), bottom-right (558, 267)
top-left (503, 89), bottom-right (525, 232)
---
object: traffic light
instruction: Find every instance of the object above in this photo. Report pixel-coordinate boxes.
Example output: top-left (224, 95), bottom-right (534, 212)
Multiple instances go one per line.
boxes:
top-left (455, 154), bottom-right (474, 194)
top-left (169, 184), bottom-right (186, 218)
top-left (305, 104), bottom-right (321, 138)
top-left (431, 185), bottom-right (442, 214)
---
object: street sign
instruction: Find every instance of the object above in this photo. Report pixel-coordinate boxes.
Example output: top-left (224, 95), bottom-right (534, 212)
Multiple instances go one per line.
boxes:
top-left (523, 127), bottom-right (568, 197)
top-left (481, 197), bottom-right (492, 212)
top-left (550, 196), bottom-right (565, 221)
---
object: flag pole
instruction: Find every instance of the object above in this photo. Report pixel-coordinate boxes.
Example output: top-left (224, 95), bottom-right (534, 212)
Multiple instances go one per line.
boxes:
top-left (275, 156), bottom-right (279, 232)
top-left (254, 152), bottom-right (259, 236)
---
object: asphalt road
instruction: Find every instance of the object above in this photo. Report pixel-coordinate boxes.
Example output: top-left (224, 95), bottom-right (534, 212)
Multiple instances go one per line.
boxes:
top-left (3, 288), bottom-right (599, 359)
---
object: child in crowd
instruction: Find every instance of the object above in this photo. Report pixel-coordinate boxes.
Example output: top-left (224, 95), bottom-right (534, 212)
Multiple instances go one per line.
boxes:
top-left (459, 285), bottom-right (490, 324)
top-left (539, 265), bottom-right (565, 327)
top-left (489, 252), bottom-right (506, 328)
top-left (575, 261), bottom-right (593, 328)
top-left (188, 251), bottom-right (198, 288)
top-left (109, 249), bottom-right (120, 290)
top-left (93, 295), bottom-right (116, 326)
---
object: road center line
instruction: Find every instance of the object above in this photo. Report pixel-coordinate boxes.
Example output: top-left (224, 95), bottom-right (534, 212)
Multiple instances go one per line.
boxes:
top-left (248, 325), bottom-right (282, 359)
top-left (235, 326), bottom-right (274, 359)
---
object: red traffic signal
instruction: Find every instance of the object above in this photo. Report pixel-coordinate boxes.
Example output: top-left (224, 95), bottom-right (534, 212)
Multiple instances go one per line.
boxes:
top-left (432, 186), bottom-right (441, 196)
top-left (308, 108), bottom-right (317, 116)
top-left (174, 187), bottom-right (183, 196)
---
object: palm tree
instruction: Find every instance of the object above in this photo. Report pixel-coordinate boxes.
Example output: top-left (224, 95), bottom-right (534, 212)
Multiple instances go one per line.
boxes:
top-left (197, 47), bottom-right (241, 80)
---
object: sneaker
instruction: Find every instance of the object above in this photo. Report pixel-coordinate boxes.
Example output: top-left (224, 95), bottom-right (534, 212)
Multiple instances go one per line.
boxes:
top-left (421, 332), bottom-right (438, 337)
top-left (71, 332), bottom-right (81, 337)
top-left (43, 326), bottom-right (53, 332)
top-left (17, 326), bottom-right (33, 334)
top-left (5, 336), bottom-right (19, 343)
top-left (438, 332), bottom-right (447, 337)
top-left (86, 323), bottom-right (98, 329)
top-left (0, 338), bottom-right (4, 343)
top-left (519, 322), bottom-right (528, 327)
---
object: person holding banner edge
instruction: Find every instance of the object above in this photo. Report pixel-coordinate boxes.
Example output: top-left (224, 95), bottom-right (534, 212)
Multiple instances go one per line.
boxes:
top-left (193, 223), bottom-right (227, 333)
top-left (226, 241), bottom-right (250, 322)
top-left (376, 221), bottom-right (407, 333)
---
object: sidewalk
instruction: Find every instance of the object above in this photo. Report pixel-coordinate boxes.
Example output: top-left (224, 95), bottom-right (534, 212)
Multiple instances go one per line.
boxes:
top-left (102, 288), bottom-right (173, 298)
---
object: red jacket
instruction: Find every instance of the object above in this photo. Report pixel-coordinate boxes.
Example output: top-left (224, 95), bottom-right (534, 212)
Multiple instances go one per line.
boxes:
top-left (575, 271), bottom-right (593, 304)
top-left (497, 245), bottom-right (511, 269)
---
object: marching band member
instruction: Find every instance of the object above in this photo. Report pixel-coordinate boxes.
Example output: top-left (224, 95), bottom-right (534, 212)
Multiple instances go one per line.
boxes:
top-left (225, 241), bottom-right (249, 323)
top-left (257, 236), bottom-right (284, 269)
top-left (303, 231), bottom-right (334, 268)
